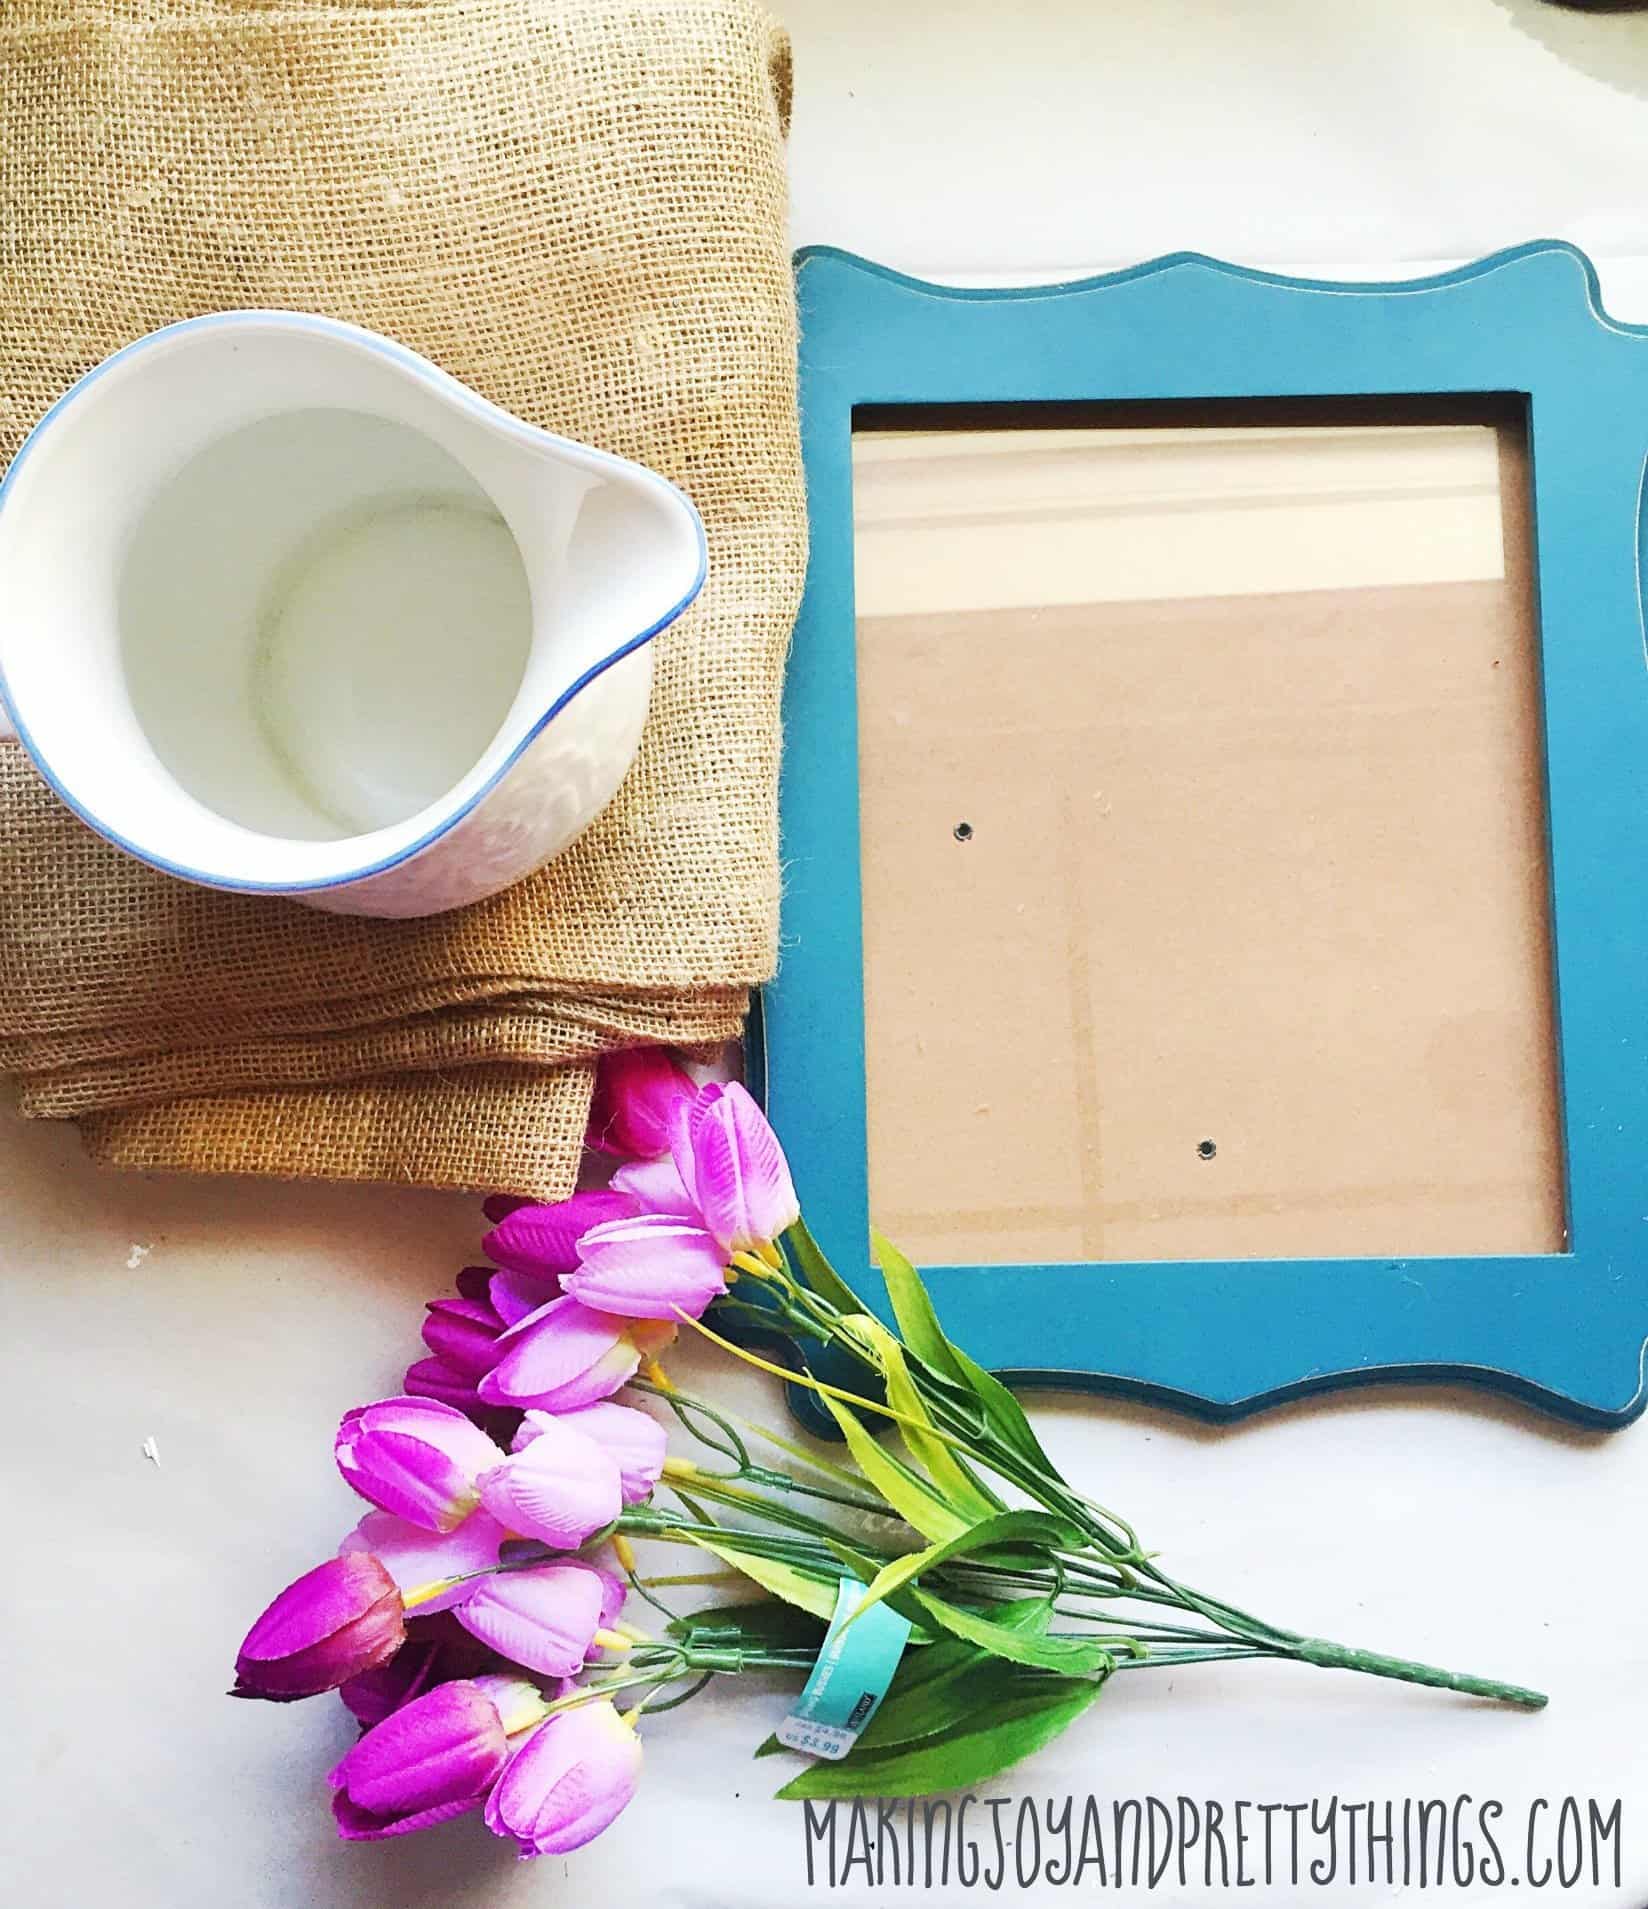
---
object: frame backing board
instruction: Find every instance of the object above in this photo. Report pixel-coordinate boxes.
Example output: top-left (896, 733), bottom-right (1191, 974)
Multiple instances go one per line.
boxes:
top-left (765, 244), bottom-right (1648, 1425)
top-left (853, 403), bottom-right (1565, 1268)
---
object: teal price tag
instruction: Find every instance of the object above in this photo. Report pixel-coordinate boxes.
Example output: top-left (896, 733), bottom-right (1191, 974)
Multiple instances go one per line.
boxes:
top-left (775, 1575), bottom-right (912, 1761)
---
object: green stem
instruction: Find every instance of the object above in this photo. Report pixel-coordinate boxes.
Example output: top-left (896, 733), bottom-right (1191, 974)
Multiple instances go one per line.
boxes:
top-left (1116, 1646), bottom-right (1288, 1670)
top-left (1288, 1638), bottom-right (1548, 1711)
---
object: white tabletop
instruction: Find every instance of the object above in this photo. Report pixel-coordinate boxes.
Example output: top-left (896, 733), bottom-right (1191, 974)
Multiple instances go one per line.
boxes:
top-left (7, 1), bottom-right (1648, 1903)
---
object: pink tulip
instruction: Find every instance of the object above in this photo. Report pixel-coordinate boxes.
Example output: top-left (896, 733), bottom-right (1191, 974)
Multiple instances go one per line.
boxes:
top-left (610, 1152), bottom-right (701, 1219)
top-left (482, 1189), bottom-right (637, 1280)
top-left (476, 1416), bottom-right (623, 1550)
top-left (563, 1212), bottom-right (729, 1322)
top-left (484, 1699), bottom-right (643, 1857)
top-left (329, 1678), bottom-right (519, 1841)
top-left (232, 1553), bottom-right (404, 1702)
top-left (478, 1297), bottom-right (676, 1412)
top-left (421, 1295), bottom-right (503, 1379)
top-left (336, 1397), bottom-right (506, 1534)
top-left (586, 1047), bottom-right (697, 1158)
top-left (340, 1507), bottom-right (512, 1615)
top-left (452, 1561), bottom-right (617, 1678)
top-left (513, 1401), bottom-right (666, 1505)
top-left (671, 1082), bottom-right (799, 1256)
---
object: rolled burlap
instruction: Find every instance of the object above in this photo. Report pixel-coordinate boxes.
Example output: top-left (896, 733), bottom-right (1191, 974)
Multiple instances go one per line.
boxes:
top-left (0, 0), bottom-right (803, 1196)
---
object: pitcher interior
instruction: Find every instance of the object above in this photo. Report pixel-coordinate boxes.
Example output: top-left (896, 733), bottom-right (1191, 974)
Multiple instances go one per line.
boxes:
top-left (120, 407), bottom-right (534, 840)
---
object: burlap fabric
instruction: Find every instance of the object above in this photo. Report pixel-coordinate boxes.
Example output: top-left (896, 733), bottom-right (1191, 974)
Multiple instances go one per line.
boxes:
top-left (0, 0), bottom-right (802, 1196)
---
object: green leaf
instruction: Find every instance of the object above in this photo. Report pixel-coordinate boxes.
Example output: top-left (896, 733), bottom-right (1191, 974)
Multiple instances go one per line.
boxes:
top-left (668, 1598), bottom-right (827, 1653)
top-left (775, 1677), bottom-right (1106, 1800)
top-left (867, 1320), bottom-right (1004, 1524)
top-left (870, 1232), bottom-right (1057, 1477)
top-left (853, 1605), bottom-right (1055, 1754)
top-left (821, 1390), bottom-right (969, 1544)
top-left (783, 1217), bottom-right (866, 1316)
top-left (872, 1232), bottom-right (969, 1385)
top-left (679, 1535), bottom-right (841, 1623)
top-left (950, 1342), bottom-right (1057, 1474)
top-left (758, 1601), bottom-right (1054, 1764)
top-left (911, 1589), bottom-right (1117, 1676)
top-left (843, 1510), bottom-right (1076, 1633)
top-left (855, 1653), bottom-right (1025, 1754)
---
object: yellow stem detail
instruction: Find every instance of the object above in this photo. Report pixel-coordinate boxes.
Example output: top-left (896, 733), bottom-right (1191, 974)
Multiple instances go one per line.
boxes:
top-left (672, 1307), bottom-right (977, 1455)
top-left (399, 1577), bottom-right (460, 1611)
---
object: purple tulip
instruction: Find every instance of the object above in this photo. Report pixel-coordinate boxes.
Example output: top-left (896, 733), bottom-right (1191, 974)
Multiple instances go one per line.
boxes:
top-left (422, 1295), bottom-right (504, 1379)
top-left (489, 1266), bottom-right (563, 1328)
top-left (452, 1561), bottom-right (616, 1678)
top-left (586, 1047), bottom-right (697, 1159)
top-left (328, 1679), bottom-right (512, 1841)
top-left (513, 1401), bottom-right (666, 1505)
top-left (337, 1614), bottom-right (498, 1729)
top-left (563, 1212), bottom-right (730, 1322)
top-left (484, 1699), bottom-right (643, 1857)
top-left (232, 1553), bottom-right (404, 1702)
top-left (478, 1297), bottom-right (676, 1412)
top-left (482, 1194), bottom-right (531, 1225)
top-left (340, 1506), bottom-right (511, 1615)
top-left (482, 1189), bottom-right (638, 1280)
top-left (476, 1416), bottom-right (623, 1550)
top-left (336, 1397), bottom-right (505, 1534)
top-left (671, 1082), bottom-right (800, 1256)
top-left (401, 1354), bottom-right (485, 1413)
top-left (454, 1263), bottom-right (497, 1304)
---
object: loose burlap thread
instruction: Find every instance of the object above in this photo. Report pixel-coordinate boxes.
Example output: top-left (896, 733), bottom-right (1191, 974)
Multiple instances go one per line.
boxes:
top-left (0, 0), bottom-right (804, 1197)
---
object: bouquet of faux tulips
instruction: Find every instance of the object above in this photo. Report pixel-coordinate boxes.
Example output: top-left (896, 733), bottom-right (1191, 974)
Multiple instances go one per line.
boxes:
top-left (232, 1051), bottom-right (1546, 1859)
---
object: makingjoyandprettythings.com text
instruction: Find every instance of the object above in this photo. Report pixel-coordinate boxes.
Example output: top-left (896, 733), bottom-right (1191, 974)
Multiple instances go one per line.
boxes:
top-left (799, 1793), bottom-right (1624, 1893)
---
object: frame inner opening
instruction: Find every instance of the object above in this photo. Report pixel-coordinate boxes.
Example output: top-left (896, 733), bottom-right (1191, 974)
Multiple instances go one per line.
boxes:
top-left (852, 397), bottom-right (1566, 1266)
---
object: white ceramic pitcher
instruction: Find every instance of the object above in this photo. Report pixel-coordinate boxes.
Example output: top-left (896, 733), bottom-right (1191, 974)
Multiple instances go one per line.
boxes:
top-left (0, 313), bottom-right (706, 916)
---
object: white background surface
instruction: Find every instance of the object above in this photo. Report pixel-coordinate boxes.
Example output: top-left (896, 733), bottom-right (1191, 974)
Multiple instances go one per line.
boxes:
top-left (7, 2), bottom-right (1648, 1905)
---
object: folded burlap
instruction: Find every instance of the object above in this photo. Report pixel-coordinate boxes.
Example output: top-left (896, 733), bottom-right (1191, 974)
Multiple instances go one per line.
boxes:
top-left (0, 0), bottom-right (803, 1197)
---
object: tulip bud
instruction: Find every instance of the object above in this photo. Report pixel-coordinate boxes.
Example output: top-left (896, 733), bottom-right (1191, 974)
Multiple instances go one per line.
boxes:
top-left (338, 1614), bottom-right (497, 1730)
top-left (482, 1189), bottom-right (638, 1280)
top-left (513, 1401), bottom-right (666, 1505)
top-left (421, 1295), bottom-right (503, 1379)
top-left (484, 1699), bottom-right (643, 1857)
top-left (454, 1264), bottom-right (497, 1304)
top-left (610, 1151), bottom-right (700, 1219)
top-left (329, 1680), bottom-right (510, 1841)
top-left (402, 1355), bottom-right (484, 1413)
top-left (671, 1082), bottom-right (799, 1256)
top-left (232, 1553), bottom-right (404, 1702)
top-left (453, 1560), bottom-right (615, 1678)
top-left (489, 1267), bottom-right (562, 1327)
top-left (476, 1416), bottom-right (623, 1550)
top-left (478, 1297), bottom-right (676, 1412)
top-left (586, 1047), bottom-right (697, 1158)
top-left (335, 1396), bottom-right (505, 1534)
top-left (563, 1213), bottom-right (730, 1322)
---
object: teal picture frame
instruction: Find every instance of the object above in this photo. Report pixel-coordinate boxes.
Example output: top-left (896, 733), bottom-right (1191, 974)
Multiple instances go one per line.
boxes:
top-left (762, 242), bottom-right (1648, 1428)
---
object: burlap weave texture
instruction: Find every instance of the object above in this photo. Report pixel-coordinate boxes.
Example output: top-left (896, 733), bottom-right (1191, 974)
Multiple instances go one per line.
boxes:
top-left (0, 0), bottom-right (803, 1196)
